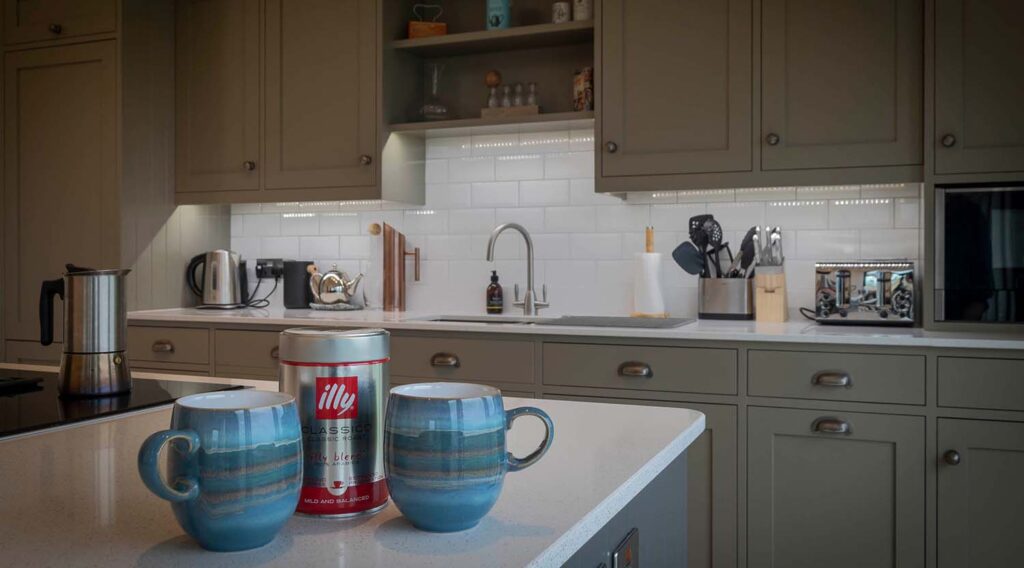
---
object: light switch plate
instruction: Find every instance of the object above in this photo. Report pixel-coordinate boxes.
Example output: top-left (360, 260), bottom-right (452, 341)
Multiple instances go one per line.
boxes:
top-left (612, 527), bottom-right (639, 568)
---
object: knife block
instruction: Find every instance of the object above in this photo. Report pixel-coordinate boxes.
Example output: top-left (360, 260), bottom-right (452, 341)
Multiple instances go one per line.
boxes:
top-left (754, 266), bottom-right (788, 322)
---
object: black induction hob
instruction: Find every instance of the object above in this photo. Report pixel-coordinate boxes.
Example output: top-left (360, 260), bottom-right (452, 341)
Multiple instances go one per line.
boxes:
top-left (0, 370), bottom-right (241, 439)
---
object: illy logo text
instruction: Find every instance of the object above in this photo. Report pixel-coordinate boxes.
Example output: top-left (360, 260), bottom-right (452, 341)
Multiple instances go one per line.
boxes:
top-left (315, 376), bottom-right (358, 419)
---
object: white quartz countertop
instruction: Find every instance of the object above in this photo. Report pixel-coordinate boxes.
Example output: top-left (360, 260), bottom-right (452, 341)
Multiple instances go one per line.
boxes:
top-left (128, 307), bottom-right (1024, 350)
top-left (0, 370), bottom-right (704, 568)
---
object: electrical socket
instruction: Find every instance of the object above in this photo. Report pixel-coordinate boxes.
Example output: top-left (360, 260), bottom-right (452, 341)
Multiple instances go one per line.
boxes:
top-left (255, 258), bottom-right (284, 279)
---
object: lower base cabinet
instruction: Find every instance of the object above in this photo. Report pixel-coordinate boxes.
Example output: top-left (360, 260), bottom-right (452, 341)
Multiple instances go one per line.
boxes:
top-left (938, 419), bottom-right (1024, 567)
top-left (747, 407), bottom-right (925, 568)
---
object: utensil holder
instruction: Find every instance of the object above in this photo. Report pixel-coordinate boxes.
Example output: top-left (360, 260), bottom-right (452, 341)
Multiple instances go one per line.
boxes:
top-left (698, 278), bottom-right (754, 320)
top-left (754, 266), bottom-right (788, 322)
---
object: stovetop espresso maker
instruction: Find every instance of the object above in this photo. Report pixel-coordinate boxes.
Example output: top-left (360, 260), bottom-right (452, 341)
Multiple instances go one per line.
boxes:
top-left (40, 264), bottom-right (132, 397)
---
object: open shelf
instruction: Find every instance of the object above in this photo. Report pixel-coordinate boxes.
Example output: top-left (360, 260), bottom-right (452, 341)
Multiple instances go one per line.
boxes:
top-left (389, 110), bottom-right (594, 134)
top-left (391, 20), bottom-right (594, 58)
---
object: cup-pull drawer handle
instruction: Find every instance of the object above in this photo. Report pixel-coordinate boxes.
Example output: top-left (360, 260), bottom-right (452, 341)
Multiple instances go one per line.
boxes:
top-left (431, 353), bottom-right (460, 368)
top-left (812, 371), bottom-right (851, 387)
top-left (618, 361), bottom-right (653, 378)
top-left (270, 346), bottom-right (280, 359)
top-left (812, 417), bottom-right (851, 435)
top-left (151, 340), bottom-right (175, 353)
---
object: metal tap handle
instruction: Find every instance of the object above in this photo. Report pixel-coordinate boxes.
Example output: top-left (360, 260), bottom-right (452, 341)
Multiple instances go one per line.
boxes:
top-left (513, 283), bottom-right (522, 305)
top-left (534, 284), bottom-right (549, 308)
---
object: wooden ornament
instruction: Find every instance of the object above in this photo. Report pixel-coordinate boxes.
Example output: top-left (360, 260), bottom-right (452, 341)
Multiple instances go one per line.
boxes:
top-left (484, 69), bottom-right (502, 88)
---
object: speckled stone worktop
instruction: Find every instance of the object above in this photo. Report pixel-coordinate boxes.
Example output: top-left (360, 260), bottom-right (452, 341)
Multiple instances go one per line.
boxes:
top-left (0, 369), bottom-right (704, 567)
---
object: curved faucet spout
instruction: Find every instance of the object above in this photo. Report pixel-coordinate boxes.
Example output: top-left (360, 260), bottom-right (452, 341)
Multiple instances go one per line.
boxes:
top-left (485, 223), bottom-right (545, 315)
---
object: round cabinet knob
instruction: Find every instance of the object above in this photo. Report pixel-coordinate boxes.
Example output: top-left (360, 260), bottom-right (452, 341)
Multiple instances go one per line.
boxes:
top-left (765, 133), bottom-right (781, 146)
top-left (48, 23), bottom-right (63, 34)
top-left (359, 154), bottom-right (373, 166)
top-left (605, 141), bottom-right (618, 153)
top-left (941, 134), bottom-right (957, 148)
top-left (243, 160), bottom-right (256, 171)
top-left (943, 450), bottom-right (961, 466)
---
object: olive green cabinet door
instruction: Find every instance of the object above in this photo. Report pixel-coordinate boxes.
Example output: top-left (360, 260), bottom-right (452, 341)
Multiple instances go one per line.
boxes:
top-left (545, 395), bottom-right (737, 568)
top-left (264, 0), bottom-right (377, 190)
top-left (3, 41), bottom-right (119, 342)
top-left (3, 0), bottom-right (116, 45)
top-left (937, 419), bottom-right (1024, 567)
top-left (175, 0), bottom-right (260, 194)
top-left (761, 0), bottom-right (922, 170)
top-left (747, 407), bottom-right (925, 568)
top-left (934, 0), bottom-right (1024, 174)
top-left (600, 0), bottom-right (752, 176)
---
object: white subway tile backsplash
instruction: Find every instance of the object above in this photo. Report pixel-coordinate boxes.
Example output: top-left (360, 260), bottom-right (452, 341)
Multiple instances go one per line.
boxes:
top-left (449, 156), bottom-right (495, 182)
top-left (471, 181), bottom-right (519, 207)
top-left (519, 180), bottom-right (570, 206)
top-left (230, 127), bottom-right (922, 318)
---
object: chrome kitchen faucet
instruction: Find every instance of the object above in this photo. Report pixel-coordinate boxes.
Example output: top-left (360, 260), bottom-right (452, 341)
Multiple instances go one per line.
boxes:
top-left (485, 223), bottom-right (549, 316)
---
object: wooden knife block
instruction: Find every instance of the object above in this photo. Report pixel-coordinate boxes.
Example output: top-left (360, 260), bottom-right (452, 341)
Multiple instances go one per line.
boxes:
top-left (754, 268), bottom-right (788, 322)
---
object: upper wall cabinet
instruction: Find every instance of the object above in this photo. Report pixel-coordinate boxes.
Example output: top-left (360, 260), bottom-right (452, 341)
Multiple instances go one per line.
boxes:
top-left (934, 0), bottom-right (1024, 175)
top-left (600, 0), bottom-right (752, 177)
top-left (263, 0), bottom-right (376, 191)
top-left (175, 0), bottom-right (261, 194)
top-left (3, 0), bottom-right (116, 44)
top-left (761, 0), bottom-right (923, 170)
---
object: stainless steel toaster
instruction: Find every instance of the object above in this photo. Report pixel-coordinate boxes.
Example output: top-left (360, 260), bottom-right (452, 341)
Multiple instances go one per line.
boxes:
top-left (814, 261), bottom-right (916, 325)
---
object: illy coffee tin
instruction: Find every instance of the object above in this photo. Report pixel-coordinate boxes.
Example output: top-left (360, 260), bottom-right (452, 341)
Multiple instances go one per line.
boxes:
top-left (279, 328), bottom-right (389, 517)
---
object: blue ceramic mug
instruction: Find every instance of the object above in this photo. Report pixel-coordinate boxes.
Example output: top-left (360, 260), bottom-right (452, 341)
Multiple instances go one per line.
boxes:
top-left (137, 390), bottom-right (303, 552)
top-left (384, 383), bottom-right (554, 532)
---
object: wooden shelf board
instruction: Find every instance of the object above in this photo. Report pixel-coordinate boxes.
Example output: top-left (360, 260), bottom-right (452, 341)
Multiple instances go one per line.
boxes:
top-left (388, 111), bottom-right (594, 134)
top-left (391, 20), bottom-right (594, 57)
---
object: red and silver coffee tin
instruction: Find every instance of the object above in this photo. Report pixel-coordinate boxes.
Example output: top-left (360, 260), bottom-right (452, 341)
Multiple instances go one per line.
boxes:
top-left (279, 328), bottom-right (390, 517)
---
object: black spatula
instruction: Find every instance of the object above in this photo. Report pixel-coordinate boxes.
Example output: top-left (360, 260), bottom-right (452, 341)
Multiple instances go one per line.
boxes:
top-left (672, 241), bottom-right (706, 276)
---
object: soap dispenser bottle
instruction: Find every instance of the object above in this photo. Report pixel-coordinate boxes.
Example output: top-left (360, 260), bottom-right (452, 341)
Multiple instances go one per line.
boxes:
top-left (486, 270), bottom-right (503, 314)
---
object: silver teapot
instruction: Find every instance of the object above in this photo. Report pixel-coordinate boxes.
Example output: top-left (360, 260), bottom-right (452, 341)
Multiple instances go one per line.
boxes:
top-left (308, 264), bottom-right (364, 305)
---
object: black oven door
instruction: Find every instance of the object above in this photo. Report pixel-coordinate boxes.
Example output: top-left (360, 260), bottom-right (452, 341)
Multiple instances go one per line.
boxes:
top-left (936, 185), bottom-right (1024, 323)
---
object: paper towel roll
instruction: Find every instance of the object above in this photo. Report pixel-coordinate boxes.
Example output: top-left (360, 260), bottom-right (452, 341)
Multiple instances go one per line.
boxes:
top-left (632, 252), bottom-right (667, 317)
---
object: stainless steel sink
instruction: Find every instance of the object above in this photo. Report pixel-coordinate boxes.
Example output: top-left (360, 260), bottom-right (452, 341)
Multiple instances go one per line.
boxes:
top-left (416, 315), bottom-right (553, 325)
top-left (417, 315), bottom-right (693, 329)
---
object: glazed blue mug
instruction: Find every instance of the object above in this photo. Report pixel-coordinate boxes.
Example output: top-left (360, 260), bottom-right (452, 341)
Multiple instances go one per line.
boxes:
top-left (137, 390), bottom-right (303, 551)
top-left (384, 383), bottom-right (554, 532)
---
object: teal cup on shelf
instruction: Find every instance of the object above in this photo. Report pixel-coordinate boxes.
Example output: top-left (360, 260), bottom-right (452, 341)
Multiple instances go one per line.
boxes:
top-left (137, 390), bottom-right (303, 552)
top-left (384, 383), bottom-right (554, 532)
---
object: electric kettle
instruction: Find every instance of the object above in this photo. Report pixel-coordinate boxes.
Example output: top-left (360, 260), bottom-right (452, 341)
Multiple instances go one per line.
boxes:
top-left (186, 250), bottom-right (249, 308)
top-left (40, 264), bottom-right (132, 397)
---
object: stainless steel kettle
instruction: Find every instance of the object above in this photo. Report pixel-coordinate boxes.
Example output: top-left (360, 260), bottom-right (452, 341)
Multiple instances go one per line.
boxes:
top-left (40, 264), bottom-right (132, 397)
top-left (309, 264), bottom-right (364, 305)
top-left (187, 250), bottom-right (249, 308)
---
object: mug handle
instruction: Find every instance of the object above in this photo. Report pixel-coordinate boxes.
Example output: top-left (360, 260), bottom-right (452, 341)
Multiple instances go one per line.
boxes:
top-left (137, 429), bottom-right (201, 502)
top-left (505, 407), bottom-right (554, 473)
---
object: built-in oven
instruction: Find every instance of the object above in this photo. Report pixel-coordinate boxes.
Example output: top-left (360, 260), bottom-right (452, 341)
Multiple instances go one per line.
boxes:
top-left (935, 183), bottom-right (1024, 324)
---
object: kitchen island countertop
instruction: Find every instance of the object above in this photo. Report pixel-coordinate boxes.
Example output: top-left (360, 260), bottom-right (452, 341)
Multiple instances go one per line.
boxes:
top-left (128, 306), bottom-right (1024, 350)
top-left (0, 369), bottom-right (704, 567)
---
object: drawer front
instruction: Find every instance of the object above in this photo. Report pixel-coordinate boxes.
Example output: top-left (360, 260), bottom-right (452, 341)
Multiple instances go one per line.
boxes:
top-left (938, 357), bottom-right (1024, 411)
top-left (390, 337), bottom-right (535, 384)
top-left (542, 343), bottom-right (737, 395)
top-left (127, 326), bottom-right (209, 365)
top-left (748, 350), bottom-right (925, 405)
top-left (214, 330), bottom-right (280, 377)
top-left (4, 0), bottom-right (117, 44)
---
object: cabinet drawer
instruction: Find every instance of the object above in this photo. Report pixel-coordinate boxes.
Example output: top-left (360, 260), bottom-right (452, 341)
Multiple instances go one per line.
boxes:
top-left (748, 350), bottom-right (925, 405)
top-left (4, 0), bottom-right (117, 44)
top-left (127, 326), bottom-right (209, 365)
top-left (214, 330), bottom-right (280, 378)
top-left (390, 337), bottom-right (535, 384)
top-left (542, 343), bottom-right (737, 395)
top-left (938, 357), bottom-right (1024, 411)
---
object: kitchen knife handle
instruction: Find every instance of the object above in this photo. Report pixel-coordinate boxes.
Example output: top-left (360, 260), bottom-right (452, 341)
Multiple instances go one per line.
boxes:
top-left (138, 429), bottom-right (201, 502)
top-left (812, 417), bottom-right (851, 435)
top-left (618, 361), bottom-right (653, 379)
top-left (812, 371), bottom-right (852, 388)
top-left (430, 352), bottom-right (460, 368)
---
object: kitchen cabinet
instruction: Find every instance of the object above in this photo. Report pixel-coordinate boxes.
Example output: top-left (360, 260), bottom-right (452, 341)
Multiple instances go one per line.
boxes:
top-left (937, 418), bottom-right (1024, 567)
top-left (390, 336), bottom-right (535, 384)
top-left (937, 356), bottom-right (1024, 412)
top-left (174, 0), bottom-right (260, 194)
top-left (4, 340), bottom-right (61, 365)
top-left (933, 0), bottom-right (1024, 175)
top-left (760, 0), bottom-right (922, 170)
top-left (599, 0), bottom-right (752, 177)
top-left (263, 0), bottom-right (376, 191)
top-left (213, 329), bottom-right (280, 380)
top-left (3, 0), bottom-right (116, 45)
top-left (747, 407), bottom-right (925, 568)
